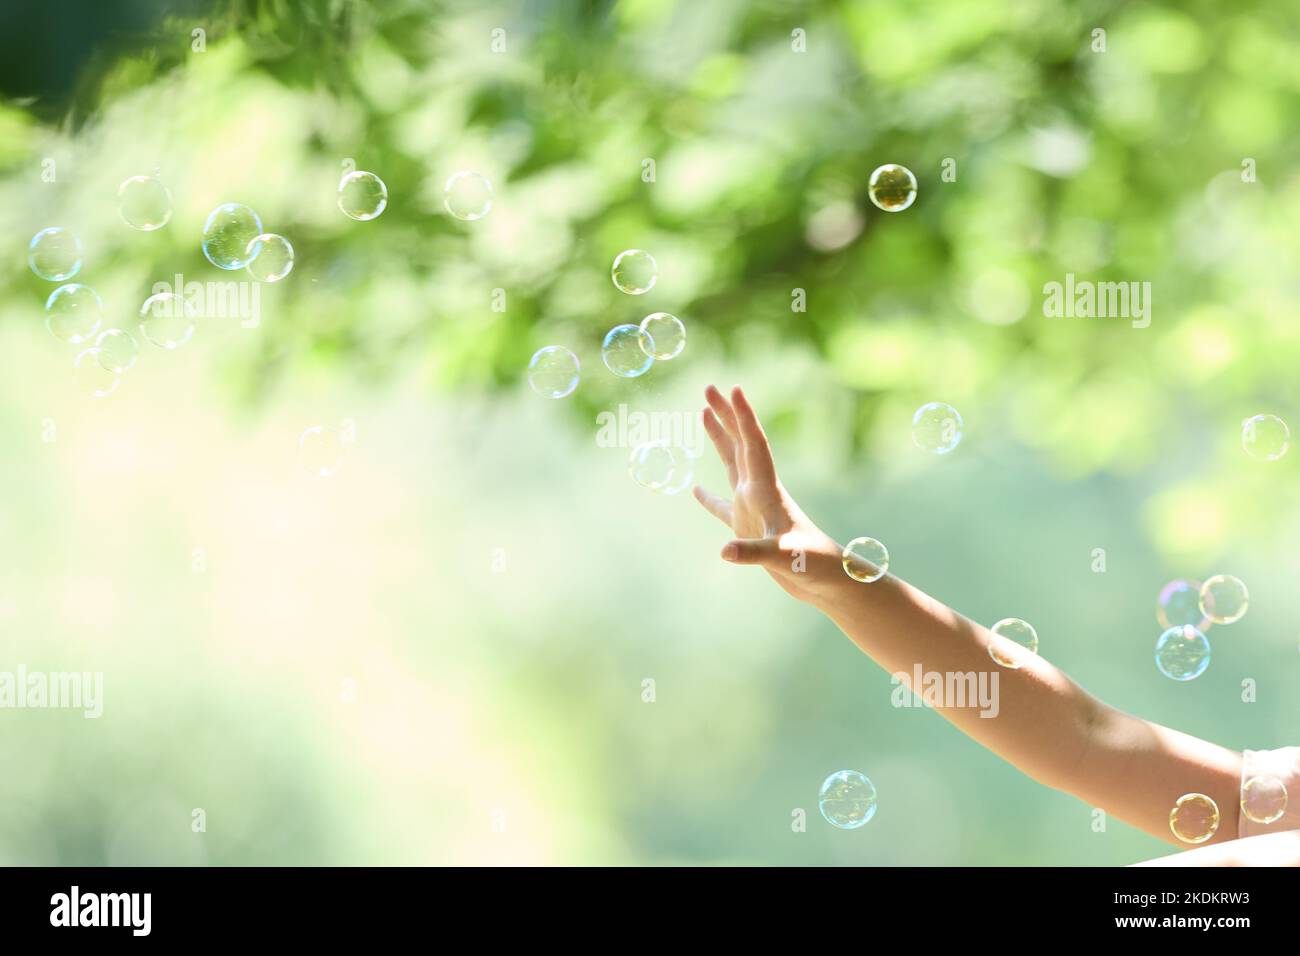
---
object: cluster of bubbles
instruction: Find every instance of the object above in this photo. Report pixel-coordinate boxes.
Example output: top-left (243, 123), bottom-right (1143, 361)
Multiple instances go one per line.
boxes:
top-left (201, 202), bottom-right (295, 281)
top-left (1168, 792), bottom-right (1220, 844)
top-left (842, 536), bottom-right (889, 583)
top-left (818, 769), bottom-right (878, 829)
top-left (628, 440), bottom-right (695, 495)
top-left (1153, 574), bottom-right (1248, 681)
top-left (988, 618), bottom-right (1040, 669)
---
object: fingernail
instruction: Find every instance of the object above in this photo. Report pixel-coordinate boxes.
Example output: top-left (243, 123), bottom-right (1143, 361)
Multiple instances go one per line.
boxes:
top-left (721, 543), bottom-right (738, 561)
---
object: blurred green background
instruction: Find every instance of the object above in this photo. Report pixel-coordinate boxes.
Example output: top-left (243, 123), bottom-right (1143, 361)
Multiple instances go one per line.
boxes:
top-left (1, 0), bottom-right (1299, 865)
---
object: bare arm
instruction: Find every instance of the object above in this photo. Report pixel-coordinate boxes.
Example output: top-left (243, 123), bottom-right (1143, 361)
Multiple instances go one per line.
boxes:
top-left (694, 384), bottom-right (1241, 847)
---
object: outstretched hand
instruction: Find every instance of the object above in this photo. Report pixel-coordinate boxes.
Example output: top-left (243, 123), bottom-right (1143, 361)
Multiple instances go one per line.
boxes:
top-left (693, 385), bottom-right (843, 603)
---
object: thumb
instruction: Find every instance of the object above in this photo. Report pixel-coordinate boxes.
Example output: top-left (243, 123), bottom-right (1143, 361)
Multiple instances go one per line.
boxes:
top-left (721, 537), bottom-right (782, 566)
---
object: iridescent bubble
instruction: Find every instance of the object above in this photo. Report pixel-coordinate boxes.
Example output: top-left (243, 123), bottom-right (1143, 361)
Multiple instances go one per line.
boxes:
top-left (818, 770), bottom-right (878, 830)
top-left (299, 426), bottom-right (346, 477)
top-left (842, 536), bottom-right (889, 583)
top-left (911, 402), bottom-right (963, 454)
top-left (245, 233), bottom-right (295, 282)
top-left (44, 284), bottom-right (103, 344)
top-left (628, 440), bottom-right (675, 490)
top-left (611, 249), bottom-right (657, 295)
top-left (201, 203), bottom-right (263, 270)
top-left (338, 170), bottom-right (388, 221)
top-left (117, 175), bottom-right (173, 231)
top-left (443, 171), bottom-right (493, 221)
top-left (1157, 579), bottom-right (1208, 630)
top-left (868, 164), bottom-right (918, 212)
top-left (601, 324), bottom-right (655, 378)
top-left (1200, 575), bottom-right (1248, 625)
top-left (629, 440), bottom-right (694, 494)
top-left (95, 329), bottom-right (138, 374)
top-left (1154, 625), bottom-right (1211, 681)
top-left (28, 227), bottom-right (83, 281)
top-left (989, 618), bottom-right (1039, 668)
top-left (1241, 414), bottom-right (1289, 461)
top-left (72, 348), bottom-right (119, 399)
top-left (527, 346), bottom-right (580, 399)
top-left (1241, 775), bottom-right (1288, 825)
top-left (139, 292), bottom-right (195, 350)
top-left (1169, 792), bottom-right (1220, 844)
top-left (639, 312), bottom-right (685, 360)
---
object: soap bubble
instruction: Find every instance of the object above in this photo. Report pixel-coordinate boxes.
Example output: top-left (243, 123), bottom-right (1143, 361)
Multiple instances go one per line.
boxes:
top-left (1241, 775), bottom-right (1288, 825)
top-left (1241, 414), bottom-right (1289, 461)
top-left (1169, 792), bottom-right (1220, 844)
top-left (443, 171), bottom-right (493, 221)
top-left (629, 440), bottom-right (694, 494)
top-left (299, 426), bottom-right (346, 477)
top-left (1157, 579), bottom-right (1208, 630)
top-left (639, 313), bottom-right (685, 360)
top-left (912, 402), bottom-right (963, 454)
top-left (95, 329), bottom-right (138, 374)
top-left (989, 618), bottom-right (1039, 668)
top-left (29, 227), bottom-right (83, 281)
top-left (338, 170), bottom-right (388, 221)
top-left (1154, 625), bottom-right (1211, 681)
top-left (611, 249), bottom-right (657, 295)
top-left (139, 292), bottom-right (194, 350)
top-left (245, 233), bottom-right (295, 282)
top-left (601, 324), bottom-right (655, 378)
top-left (842, 536), bottom-right (889, 583)
top-left (527, 346), bottom-right (580, 399)
top-left (818, 770), bottom-right (878, 829)
top-left (1200, 575), bottom-right (1248, 625)
top-left (44, 284), bottom-right (103, 344)
top-left (868, 164), bottom-right (918, 212)
top-left (72, 348), bottom-right (119, 398)
top-left (201, 203), bottom-right (263, 270)
top-left (117, 175), bottom-right (173, 231)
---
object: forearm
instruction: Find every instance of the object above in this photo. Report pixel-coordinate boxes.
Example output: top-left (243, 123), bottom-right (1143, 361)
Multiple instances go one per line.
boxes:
top-left (1133, 830), bottom-right (1300, 866)
top-left (808, 554), bottom-right (1241, 845)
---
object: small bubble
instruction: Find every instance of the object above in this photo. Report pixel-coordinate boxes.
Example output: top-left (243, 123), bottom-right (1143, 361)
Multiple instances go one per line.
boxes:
top-left (1241, 414), bottom-right (1289, 461)
top-left (29, 227), bottom-right (83, 282)
top-left (117, 175), bottom-right (173, 231)
top-left (527, 346), bottom-right (580, 399)
top-left (629, 440), bottom-right (693, 494)
top-left (443, 171), bottom-right (493, 221)
top-left (72, 348), bottom-right (120, 398)
top-left (638, 312), bottom-right (685, 360)
top-left (1154, 625), bottom-right (1211, 681)
top-left (338, 171), bottom-right (388, 221)
top-left (1169, 792), bottom-right (1220, 844)
top-left (912, 402), bottom-right (963, 454)
top-left (1241, 775), bottom-right (1288, 825)
top-left (202, 203), bottom-right (263, 270)
top-left (868, 164), bottom-right (918, 212)
top-left (44, 284), bottom-right (103, 344)
top-left (842, 536), bottom-right (889, 583)
top-left (601, 324), bottom-right (655, 378)
top-left (139, 292), bottom-right (195, 350)
top-left (818, 770), bottom-right (878, 829)
top-left (1200, 575), bottom-right (1248, 625)
top-left (1157, 579), bottom-right (1208, 630)
top-left (989, 618), bottom-right (1039, 668)
top-left (245, 233), bottom-right (295, 282)
top-left (95, 329), bottom-right (138, 373)
top-left (611, 249), bottom-right (657, 295)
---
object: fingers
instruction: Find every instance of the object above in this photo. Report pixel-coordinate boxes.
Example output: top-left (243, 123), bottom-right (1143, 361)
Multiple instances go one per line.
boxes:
top-left (720, 536), bottom-right (782, 567)
top-left (730, 386), bottom-right (777, 485)
top-left (701, 408), bottom-right (740, 489)
top-left (704, 385), bottom-right (746, 481)
top-left (693, 485), bottom-right (733, 526)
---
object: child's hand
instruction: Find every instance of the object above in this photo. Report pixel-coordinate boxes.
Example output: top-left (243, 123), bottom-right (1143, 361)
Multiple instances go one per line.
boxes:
top-left (693, 385), bottom-right (843, 604)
